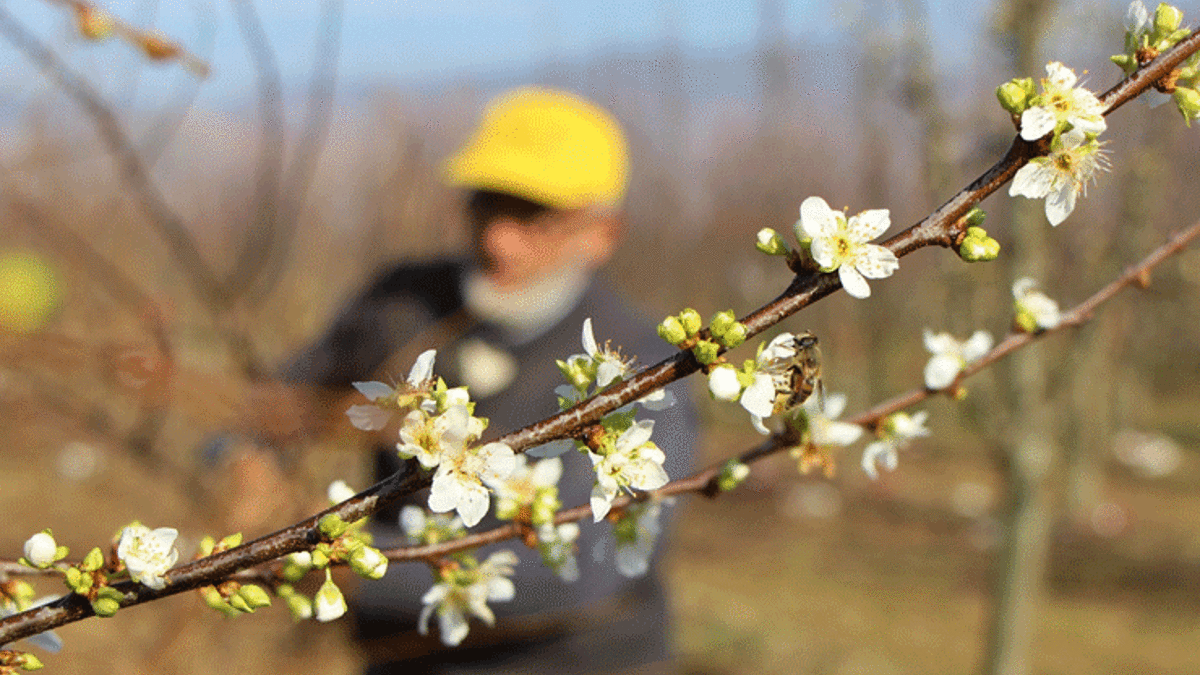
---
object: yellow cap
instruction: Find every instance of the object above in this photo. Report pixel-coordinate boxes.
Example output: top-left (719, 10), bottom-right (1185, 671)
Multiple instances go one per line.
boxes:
top-left (443, 87), bottom-right (630, 210)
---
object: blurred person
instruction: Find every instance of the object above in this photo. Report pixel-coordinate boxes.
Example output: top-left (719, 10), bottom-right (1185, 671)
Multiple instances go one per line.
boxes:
top-left (256, 87), bottom-right (696, 674)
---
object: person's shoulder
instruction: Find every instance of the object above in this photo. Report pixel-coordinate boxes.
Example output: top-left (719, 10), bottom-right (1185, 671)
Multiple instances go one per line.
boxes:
top-left (357, 258), bottom-right (466, 313)
top-left (365, 258), bottom-right (463, 294)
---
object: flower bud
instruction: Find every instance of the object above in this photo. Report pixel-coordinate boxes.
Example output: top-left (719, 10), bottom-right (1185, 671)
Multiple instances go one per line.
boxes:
top-left (349, 546), bottom-right (389, 580)
top-left (709, 310), bottom-right (737, 339)
top-left (959, 229), bottom-right (1001, 262)
top-left (327, 480), bottom-right (356, 504)
top-left (197, 536), bottom-right (216, 557)
top-left (238, 584), bottom-right (272, 610)
top-left (314, 571), bottom-right (347, 622)
top-left (691, 339), bottom-right (721, 366)
top-left (91, 588), bottom-right (123, 617)
top-left (318, 513), bottom-right (349, 539)
top-left (656, 315), bottom-right (687, 345)
top-left (81, 547), bottom-right (105, 572)
top-left (755, 228), bottom-right (790, 256)
top-left (1154, 3), bottom-right (1184, 36)
top-left (283, 590), bottom-right (314, 621)
top-left (677, 308), bottom-right (702, 336)
top-left (219, 532), bottom-right (244, 550)
top-left (23, 532), bottom-right (57, 568)
top-left (16, 651), bottom-right (45, 671)
top-left (719, 321), bottom-right (748, 349)
top-left (996, 80), bottom-right (1030, 114)
top-left (1111, 53), bottom-right (1136, 73)
top-left (964, 207), bottom-right (986, 228)
top-left (1174, 86), bottom-right (1200, 125)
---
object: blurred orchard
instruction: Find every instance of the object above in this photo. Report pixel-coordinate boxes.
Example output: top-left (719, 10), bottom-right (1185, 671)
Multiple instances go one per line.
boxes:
top-left (2, 0), bottom-right (1200, 673)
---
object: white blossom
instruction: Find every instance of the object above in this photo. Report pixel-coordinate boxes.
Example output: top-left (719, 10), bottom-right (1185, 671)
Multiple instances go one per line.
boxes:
top-left (923, 329), bottom-right (994, 390)
top-left (345, 349), bottom-right (439, 430)
top-left (485, 455), bottom-right (562, 521)
top-left (796, 196), bottom-right (899, 299)
top-left (419, 551), bottom-right (518, 646)
top-left (613, 503), bottom-right (665, 578)
top-left (23, 532), bottom-right (57, 568)
top-left (802, 393), bottom-right (864, 448)
top-left (589, 420), bottom-right (670, 521)
top-left (116, 524), bottom-right (179, 590)
top-left (314, 571), bottom-right (347, 622)
top-left (397, 404), bottom-right (485, 469)
top-left (862, 411), bottom-right (931, 480)
top-left (1012, 277), bottom-right (1062, 331)
top-left (1019, 62), bottom-right (1107, 141)
top-left (427, 426), bottom-right (516, 527)
top-left (1010, 128), bottom-right (1109, 226)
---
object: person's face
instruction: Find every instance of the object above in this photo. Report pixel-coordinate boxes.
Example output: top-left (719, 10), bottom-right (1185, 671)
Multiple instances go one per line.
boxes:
top-left (469, 193), bottom-right (620, 290)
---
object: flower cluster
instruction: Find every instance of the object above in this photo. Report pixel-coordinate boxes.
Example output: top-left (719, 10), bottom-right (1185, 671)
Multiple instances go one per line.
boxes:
top-left (484, 456), bottom-right (581, 581)
top-left (998, 62), bottom-right (1111, 225)
top-left (555, 318), bottom-right (675, 413)
top-left (1114, 2), bottom-right (1200, 124)
top-left (588, 418), bottom-right (670, 521)
top-left (419, 551), bottom-right (519, 646)
top-left (349, 350), bottom-right (515, 527)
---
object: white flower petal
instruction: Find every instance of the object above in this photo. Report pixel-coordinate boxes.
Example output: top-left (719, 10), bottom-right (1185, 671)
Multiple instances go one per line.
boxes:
top-left (819, 420), bottom-right (865, 446)
top-left (581, 318), bottom-right (598, 356)
top-left (407, 350), bottom-right (437, 385)
top-left (838, 265), bottom-right (872, 299)
top-left (862, 440), bottom-right (898, 480)
top-left (346, 404), bottom-right (392, 431)
top-left (799, 196), bottom-right (839, 239)
top-left (852, 244), bottom-right (899, 280)
top-left (924, 354), bottom-right (962, 390)
top-left (739, 373), bottom-right (777, 417)
top-left (1019, 107), bottom-right (1057, 141)
top-left (590, 484), bottom-right (613, 522)
top-left (847, 208), bottom-right (891, 241)
top-left (962, 331), bottom-right (994, 361)
top-left (617, 420), bottom-right (655, 451)
top-left (352, 381), bottom-right (395, 401)
top-left (1009, 161), bottom-right (1054, 199)
top-left (1044, 180), bottom-right (1078, 226)
top-left (530, 457), bottom-right (563, 486)
top-left (439, 608), bottom-right (470, 646)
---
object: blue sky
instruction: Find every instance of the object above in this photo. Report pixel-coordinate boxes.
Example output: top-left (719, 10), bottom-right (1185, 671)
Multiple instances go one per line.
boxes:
top-left (2, 0), bottom-right (997, 112)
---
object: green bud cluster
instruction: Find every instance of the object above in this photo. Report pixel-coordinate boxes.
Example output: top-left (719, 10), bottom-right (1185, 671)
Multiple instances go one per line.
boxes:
top-left (657, 307), bottom-right (703, 346)
top-left (996, 77), bottom-right (1036, 115)
top-left (709, 310), bottom-right (748, 349)
top-left (959, 226), bottom-right (1001, 262)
